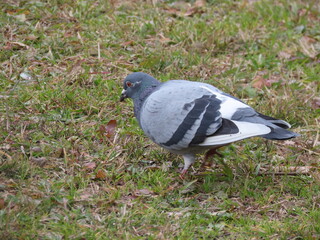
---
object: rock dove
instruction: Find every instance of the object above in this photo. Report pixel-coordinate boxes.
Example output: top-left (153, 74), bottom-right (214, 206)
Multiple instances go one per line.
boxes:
top-left (120, 72), bottom-right (299, 177)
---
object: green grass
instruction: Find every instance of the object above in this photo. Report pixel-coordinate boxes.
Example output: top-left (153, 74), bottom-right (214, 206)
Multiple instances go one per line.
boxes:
top-left (1, 0), bottom-right (319, 239)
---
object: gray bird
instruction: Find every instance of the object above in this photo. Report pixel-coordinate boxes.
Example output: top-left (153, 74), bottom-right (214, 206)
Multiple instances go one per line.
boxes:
top-left (120, 72), bottom-right (299, 177)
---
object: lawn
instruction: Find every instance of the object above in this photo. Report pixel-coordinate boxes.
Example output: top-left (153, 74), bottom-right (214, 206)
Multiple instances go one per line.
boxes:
top-left (0, 0), bottom-right (319, 239)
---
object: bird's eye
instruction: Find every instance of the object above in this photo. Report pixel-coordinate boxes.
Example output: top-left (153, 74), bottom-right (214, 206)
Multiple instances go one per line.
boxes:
top-left (126, 82), bottom-right (133, 87)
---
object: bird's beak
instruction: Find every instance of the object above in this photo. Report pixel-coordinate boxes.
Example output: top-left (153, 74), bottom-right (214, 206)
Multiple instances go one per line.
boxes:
top-left (120, 89), bottom-right (127, 102)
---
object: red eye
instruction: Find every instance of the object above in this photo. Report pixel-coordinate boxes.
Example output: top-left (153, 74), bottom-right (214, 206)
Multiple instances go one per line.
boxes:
top-left (126, 82), bottom-right (133, 87)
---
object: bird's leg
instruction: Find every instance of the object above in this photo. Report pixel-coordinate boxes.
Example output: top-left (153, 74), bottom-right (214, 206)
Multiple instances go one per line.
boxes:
top-left (200, 148), bottom-right (222, 169)
top-left (179, 169), bottom-right (188, 179)
top-left (179, 154), bottom-right (196, 179)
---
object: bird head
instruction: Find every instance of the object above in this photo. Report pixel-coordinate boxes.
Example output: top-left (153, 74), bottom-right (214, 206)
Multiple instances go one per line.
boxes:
top-left (120, 72), bottom-right (160, 101)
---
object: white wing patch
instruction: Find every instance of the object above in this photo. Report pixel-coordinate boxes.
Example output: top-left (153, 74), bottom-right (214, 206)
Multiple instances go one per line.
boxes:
top-left (198, 120), bottom-right (271, 146)
top-left (199, 85), bottom-right (249, 119)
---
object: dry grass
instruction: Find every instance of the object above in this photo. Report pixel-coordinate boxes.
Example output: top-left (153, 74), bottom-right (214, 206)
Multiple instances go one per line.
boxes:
top-left (0, 0), bottom-right (319, 239)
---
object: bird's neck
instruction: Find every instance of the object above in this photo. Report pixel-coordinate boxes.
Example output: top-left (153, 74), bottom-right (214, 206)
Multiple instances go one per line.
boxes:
top-left (133, 85), bottom-right (159, 123)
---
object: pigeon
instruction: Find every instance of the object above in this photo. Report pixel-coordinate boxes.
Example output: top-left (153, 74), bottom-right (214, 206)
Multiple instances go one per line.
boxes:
top-left (120, 72), bottom-right (299, 177)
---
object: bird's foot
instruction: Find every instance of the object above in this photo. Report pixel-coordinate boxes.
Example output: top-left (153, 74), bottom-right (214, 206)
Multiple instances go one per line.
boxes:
top-left (179, 169), bottom-right (188, 179)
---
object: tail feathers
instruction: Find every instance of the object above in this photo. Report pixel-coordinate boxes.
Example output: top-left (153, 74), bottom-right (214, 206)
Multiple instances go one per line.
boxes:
top-left (262, 126), bottom-right (300, 140)
top-left (258, 112), bottom-right (291, 129)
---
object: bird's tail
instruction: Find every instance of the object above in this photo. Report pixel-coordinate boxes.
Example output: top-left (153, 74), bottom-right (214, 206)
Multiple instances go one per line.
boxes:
top-left (261, 126), bottom-right (300, 140)
top-left (257, 113), bottom-right (300, 140)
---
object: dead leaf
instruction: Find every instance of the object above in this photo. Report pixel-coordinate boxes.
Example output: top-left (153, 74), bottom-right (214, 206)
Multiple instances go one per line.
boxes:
top-left (278, 51), bottom-right (292, 60)
top-left (184, 7), bottom-right (202, 17)
top-left (99, 120), bottom-right (117, 138)
top-left (30, 157), bottom-right (47, 167)
top-left (121, 41), bottom-right (134, 46)
top-left (164, 0), bottom-right (205, 17)
top-left (282, 140), bottom-right (296, 146)
top-left (299, 36), bottom-right (318, 58)
top-left (25, 35), bottom-right (38, 40)
top-left (0, 198), bottom-right (5, 210)
top-left (3, 41), bottom-right (29, 50)
top-left (311, 97), bottom-right (320, 109)
top-left (84, 162), bottom-right (96, 170)
top-left (184, 0), bottom-right (206, 17)
top-left (251, 76), bottom-right (269, 89)
top-left (251, 75), bottom-right (281, 89)
top-left (134, 188), bottom-right (154, 196)
top-left (194, 0), bottom-right (206, 8)
top-left (79, 192), bottom-right (93, 201)
top-left (95, 169), bottom-right (107, 180)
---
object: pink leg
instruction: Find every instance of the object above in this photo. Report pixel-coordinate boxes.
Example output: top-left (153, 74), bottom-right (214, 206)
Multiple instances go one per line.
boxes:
top-left (179, 169), bottom-right (188, 179)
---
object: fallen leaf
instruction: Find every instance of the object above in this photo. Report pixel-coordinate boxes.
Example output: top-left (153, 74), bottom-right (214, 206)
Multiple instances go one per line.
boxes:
top-left (95, 169), bottom-right (107, 179)
top-left (0, 198), bottom-right (5, 210)
top-left (194, 0), bottom-right (206, 8)
top-left (25, 35), bottom-right (38, 40)
top-left (84, 162), bottom-right (96, 170)
top-left (121, 40), bottom-right (134, 46)
top-left (278, 51), bottom-right (292, 60)
top-left (99, 120), bottom-right (117, 138)
top-left (4, 41), bottom-right (29, 50)
top-left (251, 75), bottom-right (281, 89)
top-left (134, 188), bottom-right (154, 196)
top-left (311, 97), bottom-right (320, 109)
top-left (299, 36), bottom-right (318, 58)
top-left (30, 157), bottom-right (47, 167)
top-left (282, 140), bottom-right (296, 146)
top-left (164, 0), bottom-right (205, 17)
top-left (79, 192), bottom-right (93, 201)
top-left (251, 76), bottom-right (269, 89)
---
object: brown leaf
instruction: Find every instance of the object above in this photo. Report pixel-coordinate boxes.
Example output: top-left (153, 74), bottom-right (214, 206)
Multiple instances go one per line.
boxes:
top-left (134, 188), bottom-right (154, 196)
top-left (95, 169), bottom-right (107, 180)
top-left (0, 198), bottom-right (5, 210)
top-left (25, 35), bottom-right (38, 41)
top-left (99, 120), bottom-right (117, 138)
top-left (30, 157), bottom-right (47, 167)
top-left (121, 41), bottom-right (134, 46)
top-left (164, 7), bottom-right (180, 16)
top-left (311, 97), bottom-right (320, 109)
top-left (299, 36), bottom-right (318, 58)
top-left (278, 51), bottom-right (292, 60)
top-left (251, 75), bottom-right (280, 89)
top-left (164, 0), bottom-right (205, 17)
top-left (84, 162), bottom-right (96, 170)
top-left (3, 41), bottom-right (29, 50)
top-left (79, 192), bottom-right (93, 201)
top-left (194, 0), bottom-right (206, 8)
top-left (251, 76), bottom-right (269, 89)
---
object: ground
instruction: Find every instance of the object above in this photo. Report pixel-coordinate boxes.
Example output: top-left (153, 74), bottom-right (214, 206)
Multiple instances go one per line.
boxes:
top-left (0, 0), bottom-right (319, 239)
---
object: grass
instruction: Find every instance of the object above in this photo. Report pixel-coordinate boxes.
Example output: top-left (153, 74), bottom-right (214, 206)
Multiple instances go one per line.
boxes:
top-left (0, 0), bottom-right (319, 239)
